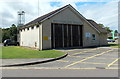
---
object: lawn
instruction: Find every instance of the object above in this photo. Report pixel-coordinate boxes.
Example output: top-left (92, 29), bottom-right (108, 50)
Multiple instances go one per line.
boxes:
top-left (0, 46), bottom-right (66, 59)
top-left (108, 43), bottom-right (119, 48)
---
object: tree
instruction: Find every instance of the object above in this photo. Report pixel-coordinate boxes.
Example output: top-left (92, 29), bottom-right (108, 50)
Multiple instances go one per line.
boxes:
top-left (2, 24), bottom-right (17, 42)
top-left (0, 28), bottom-right (2, 43)
top-left (98, 23), bottom-right (112, 32)
top-left (114, 30), bottom-right (118, 33)
top-left (2, 28), bottom-right (10, 42)
top-left (104, 27), bottom-right (112, 32)
top-left (98, 24), bottom-right (104, 28)
top-left (8, 24), bottom-right (17, 41)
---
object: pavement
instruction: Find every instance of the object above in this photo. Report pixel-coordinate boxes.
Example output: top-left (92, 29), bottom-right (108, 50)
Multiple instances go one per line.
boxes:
top-left (0, 58), bottom-right (53, 66)
top-left (2, 69), bottom-right (118, 77)
top-left (19, 47), bottom-right (119, 69)
top-left (1, 46), bottom-right (119, 69)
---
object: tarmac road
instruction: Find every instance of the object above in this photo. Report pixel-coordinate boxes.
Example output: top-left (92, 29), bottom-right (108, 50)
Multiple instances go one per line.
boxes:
top-left (1, 69), bottom-right (118, 77)
top-left (1, 47), bottom-right (119, 77)
top-left (23, 47), bottom-right (119, 69)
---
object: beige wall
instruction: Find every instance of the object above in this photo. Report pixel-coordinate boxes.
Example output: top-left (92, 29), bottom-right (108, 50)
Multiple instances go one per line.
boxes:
top-left (82, 21), bottom-right (100, 47)
top-left (20, 24), bottom-right (42, 49)
top-left (42, 8), bottom-right (83, 49)
top-left (99, 33), bottom-right (108, 46)
top-left (42, 7), bottom-right (106, 49)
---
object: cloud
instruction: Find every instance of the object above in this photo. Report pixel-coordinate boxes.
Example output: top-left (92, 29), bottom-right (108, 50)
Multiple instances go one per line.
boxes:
top-left (0, 0), bottom-right (62, 28)
top-left (0, 0), bottom-right (118, 31)
top-left (77, 2), bottom-right (118, 30)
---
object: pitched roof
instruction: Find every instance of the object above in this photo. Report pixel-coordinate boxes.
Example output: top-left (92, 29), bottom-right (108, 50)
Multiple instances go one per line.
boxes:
top-left (87, 19), bottom-right (108, 33)
top-left (23, 4), bottom-right (69, 27)
top-left (21, 4), bottom-right (107, 33)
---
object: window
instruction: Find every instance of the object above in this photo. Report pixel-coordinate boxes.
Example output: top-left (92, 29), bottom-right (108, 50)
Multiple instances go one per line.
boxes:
top-left (31, 26), bottom-right (34, 29)
top-left (92, 34), bottom-right (96, 40)
top-left (27, 27), bottom-right (29, 30)
top-left (36, 25), bottom-right (39, 28)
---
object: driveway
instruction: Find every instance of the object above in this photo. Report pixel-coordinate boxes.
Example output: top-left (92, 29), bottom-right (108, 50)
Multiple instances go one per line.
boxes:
top-left (23, 47), bottom-right (119, 69)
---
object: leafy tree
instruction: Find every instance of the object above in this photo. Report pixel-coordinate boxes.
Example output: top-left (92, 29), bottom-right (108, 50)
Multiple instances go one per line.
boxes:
top-left (2, 28), bottom-right (10, 42)
top-left (0, 28), bottom-right (2, 43)
top-left (104, 27), bottom-right (112, 32)
top-left (98, 23), bottom-right (112, 32)
top-left (98, 24), bottom-right (104, 28)
top-left (114, 30), bottom-right (118, 33)
top-left (8, 24), bottom-right (17, 41)
top-left (2, 24), bottom-right (17, 42)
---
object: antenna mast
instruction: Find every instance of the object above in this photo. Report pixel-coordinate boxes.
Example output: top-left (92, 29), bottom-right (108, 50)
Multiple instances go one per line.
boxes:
top-left (17, 10), bottom-right (25, 44)
top-left (17, 11), bottom-right (25, 26)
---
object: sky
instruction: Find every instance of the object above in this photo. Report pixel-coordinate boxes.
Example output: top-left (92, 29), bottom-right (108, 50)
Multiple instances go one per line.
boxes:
top-left (0, 0), bottom-right (119, 31)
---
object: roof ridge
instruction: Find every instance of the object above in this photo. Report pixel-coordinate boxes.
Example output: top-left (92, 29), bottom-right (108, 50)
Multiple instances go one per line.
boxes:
top-left (24, 4), bottom-right (70, 27)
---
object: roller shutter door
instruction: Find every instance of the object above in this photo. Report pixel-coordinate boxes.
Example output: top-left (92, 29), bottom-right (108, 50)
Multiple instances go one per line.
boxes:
top-left (51, 23), bottom-right (83, 48)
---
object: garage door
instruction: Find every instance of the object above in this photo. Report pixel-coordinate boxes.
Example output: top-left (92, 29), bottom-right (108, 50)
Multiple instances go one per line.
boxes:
top-left (51, 23), bottom-right (83, 48)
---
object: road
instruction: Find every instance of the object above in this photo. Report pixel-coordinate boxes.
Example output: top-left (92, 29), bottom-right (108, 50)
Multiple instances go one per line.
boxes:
top-left (1, 47), bottom-right (119, 77)
top-left (24, 47), bottom-right (119, 69)
top-left (1, 69), bottom-right (118, 77)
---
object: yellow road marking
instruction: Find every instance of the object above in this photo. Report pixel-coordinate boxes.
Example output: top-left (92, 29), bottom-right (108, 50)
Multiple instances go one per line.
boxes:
top-left (92, 57), bottom-right (116, 59)
top-left (73, 53), bottom-right (95, 55)
top-left (57, 60), bottom-right (69, 62)
top-left (80, 62), bottom-right (109, 65)
top-left (81, 62), bottom-right (118, 65)
top-left (64, 49), bottom-right (113, 68)
top-left (68, 55), bottom-right (78, 57)
top-left (66, 49), bottom-right (87, 52)
top-left (62, 68), bottom-right (96, 69)
top-left (66, 48), bottom-right (99, 54)
top-left (107, 58), bottom-right (120, 68)
top-left (106, 67), bottom-right (120, 69)
top-left (110, 52), bottom-right (119, 53)
top-left (68, 55), bottom-right (116, 59)
top-left (71, 48), bottom-right (99, 56)
top-left (1, 67), bottom-right (119, 70)
top-left (103, 54), bottom-right (118, 56)
top-left (57, 59), bottom-right (119, 65)
top-left (112, 64), bottom-right (119, 65)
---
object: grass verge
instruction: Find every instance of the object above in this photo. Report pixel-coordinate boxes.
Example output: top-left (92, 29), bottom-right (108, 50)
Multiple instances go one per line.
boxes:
top-left (108, 43), bottom-right (119, 48)
top-left (0, 46), bottom-right (66, 59)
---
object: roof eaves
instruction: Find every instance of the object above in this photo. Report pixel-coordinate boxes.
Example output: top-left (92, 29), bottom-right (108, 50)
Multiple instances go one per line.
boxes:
top-left (20, 22), bottom-right (40, 29)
